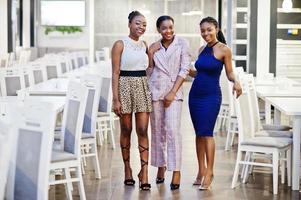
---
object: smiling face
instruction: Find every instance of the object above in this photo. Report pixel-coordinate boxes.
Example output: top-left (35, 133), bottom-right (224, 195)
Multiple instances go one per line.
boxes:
top-left (157, 19), bottom-right (174, 41)
top-left (128, 15), bottom-right (147, 38)
top-left (200, 22), bottom-right (218, 43)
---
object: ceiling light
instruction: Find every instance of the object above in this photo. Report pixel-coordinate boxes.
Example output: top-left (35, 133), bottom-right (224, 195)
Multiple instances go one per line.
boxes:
top-left (182, 10), bottom-right (203, 16)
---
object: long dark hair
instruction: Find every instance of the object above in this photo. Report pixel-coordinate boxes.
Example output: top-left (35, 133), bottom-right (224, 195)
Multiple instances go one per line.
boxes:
top-left (200, 16), bottom-right (226, 44)
top-left (128, 11), bottom-right (144, 23)
top-left (156, 15), bottom-right (174, 28)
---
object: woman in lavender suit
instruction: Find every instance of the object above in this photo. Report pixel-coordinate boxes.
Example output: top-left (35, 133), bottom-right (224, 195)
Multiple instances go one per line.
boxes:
top-left (147, 15), bottom-right (191, 190)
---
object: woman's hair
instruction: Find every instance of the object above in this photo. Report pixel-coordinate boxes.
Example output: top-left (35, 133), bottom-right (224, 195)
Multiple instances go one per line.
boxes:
top-left (156, 15), bottom-right (174, 28)
top-left (128, 11), bottom-right (144, 23)
top-left (200, 16), bottom-right (226, 44)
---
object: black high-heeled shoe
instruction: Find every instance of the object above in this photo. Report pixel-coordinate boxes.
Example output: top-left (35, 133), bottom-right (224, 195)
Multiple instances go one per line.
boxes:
top-left (170, 183), bottom-right (180, 190)
top-left (170, 171), bottom-right (180, 190)
top-left (156, 166), bottom-right (166, 184)
top-left (138, 145), bottom-right (151, 190)
top-left (121, 144), bottom-right (135, 186)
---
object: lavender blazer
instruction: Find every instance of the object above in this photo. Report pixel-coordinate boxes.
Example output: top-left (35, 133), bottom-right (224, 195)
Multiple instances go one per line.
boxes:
top-left (148, 36), bottom-right (191, 101)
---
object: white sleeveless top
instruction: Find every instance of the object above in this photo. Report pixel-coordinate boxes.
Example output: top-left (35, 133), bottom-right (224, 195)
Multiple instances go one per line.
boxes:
top-left (120, 37), bottom-right (148, 71)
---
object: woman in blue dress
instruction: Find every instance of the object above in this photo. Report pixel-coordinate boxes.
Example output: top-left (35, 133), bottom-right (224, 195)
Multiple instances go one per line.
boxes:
top-left (189, 17), bottom-right (242, 190)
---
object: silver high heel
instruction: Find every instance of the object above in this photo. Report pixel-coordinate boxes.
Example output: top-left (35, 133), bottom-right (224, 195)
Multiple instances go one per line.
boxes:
top-left (198, 175), bottom-right (214, 190)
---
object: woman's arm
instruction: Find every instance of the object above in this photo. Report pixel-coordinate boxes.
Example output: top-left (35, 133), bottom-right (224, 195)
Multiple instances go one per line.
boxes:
top-left (111, 40), bottom-right (123, 116)
top-left (223, 46), bottom-right (242, 97)
top-left (188, 46), bottom-right (205, 78)
top-left (146, 41), bottom-right (161, 76)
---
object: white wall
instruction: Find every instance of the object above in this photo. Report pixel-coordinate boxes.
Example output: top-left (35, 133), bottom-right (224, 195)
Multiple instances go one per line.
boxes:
top-left (0, 0), bottom-right (8, 56)
top-left (36, 0), bottom-right (90, 50)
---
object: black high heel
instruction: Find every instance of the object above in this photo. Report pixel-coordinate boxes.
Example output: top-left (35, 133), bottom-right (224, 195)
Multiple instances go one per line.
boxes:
top-left (138, 145), bottom-right (151, 190)
top-left (170, 183), bottom-right (180, 190)
top-left (121, 144), bottom-right (135, 186)
top-left (170, 171), bottom-right (180, 190)
top-left (156, 166), bottom-right (166, 184)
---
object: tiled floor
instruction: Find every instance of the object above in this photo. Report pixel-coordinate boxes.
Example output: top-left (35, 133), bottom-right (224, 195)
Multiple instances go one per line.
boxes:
top-left (49, 82), bottom-right (300, 200)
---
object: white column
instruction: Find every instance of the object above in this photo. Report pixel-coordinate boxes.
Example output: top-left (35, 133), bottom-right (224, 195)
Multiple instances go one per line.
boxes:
top-left (0, 0), bottom-right (8, 56)
top-left (256, 0), bottom-right (270, 75)
top-left (89, 0), bottom-right (95, 63)
top-left (226, 0), bottom-right (233, 48)
top-left (22, 0), bottom-right (31, 48)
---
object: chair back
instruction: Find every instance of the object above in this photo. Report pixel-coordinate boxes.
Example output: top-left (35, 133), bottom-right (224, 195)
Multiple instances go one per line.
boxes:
top-left (0, 53), bottom-right (10, 68)
top-left (234, 74), bottom-right (255, 144)
top-left (60, 81), bottom-right (88, 157)
top-left (6, 101), bottom-right (56, 200)
top-left (0, 121), bottom-right (17, 200)
top-left (80, 75), bottom-right (102, 137)
top-left (98, 77), bottom-right (112, 113)
top-left (28, 62), bottom-right (47, 85)
top-left (244, 74), bottom-right (262, 132)
top-left (0, 68), bottom-right (26, 96)
top-left (45, 61), bottom-right (62, 80)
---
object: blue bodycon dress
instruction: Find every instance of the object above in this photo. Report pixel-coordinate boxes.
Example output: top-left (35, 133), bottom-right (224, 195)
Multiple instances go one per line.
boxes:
top-left (189, 43), bottom-right (223, 136)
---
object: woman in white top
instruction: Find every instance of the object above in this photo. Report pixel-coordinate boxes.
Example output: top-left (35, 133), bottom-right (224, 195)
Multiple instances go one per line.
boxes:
top-left (111, 11), bottom-right (152, 190)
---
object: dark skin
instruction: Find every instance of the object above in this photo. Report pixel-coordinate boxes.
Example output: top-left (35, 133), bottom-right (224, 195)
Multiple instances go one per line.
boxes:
top-left (111, 15), bottom-right (150, 185)
top-left (189, 21), bottom-right (242, 188)
top-left (148, 19), bottom-right (184, 185)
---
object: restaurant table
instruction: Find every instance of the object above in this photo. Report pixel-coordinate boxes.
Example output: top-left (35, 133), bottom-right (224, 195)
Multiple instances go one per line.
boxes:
top-left (0, 96), bottom-right (66, 116)
top-left (256, 86), bottom-right (301, 124)
top-left (19, 78), bottom-right (71, 96)
top-left (265, 97), bottom-right (301, 190)
top-left (255, 77), bottom-right (301, 87)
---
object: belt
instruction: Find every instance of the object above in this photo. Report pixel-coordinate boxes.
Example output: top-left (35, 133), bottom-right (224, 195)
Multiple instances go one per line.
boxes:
top-left (120, 70), bottom-right (146, 77)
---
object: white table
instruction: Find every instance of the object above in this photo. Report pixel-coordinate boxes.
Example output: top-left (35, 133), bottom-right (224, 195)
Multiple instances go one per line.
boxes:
top-left (256, 86), bottom-right (301, 124)
top-left (0, 96), bottom-right (65, 115)
top-left (59, 62), bottom-right (112, 79)
top-left (255, 77), bottom-right (301, 87)
top-left (19, 78), bottom-right (72, 96)
top-left (265, 97), bottom-right (301, 190)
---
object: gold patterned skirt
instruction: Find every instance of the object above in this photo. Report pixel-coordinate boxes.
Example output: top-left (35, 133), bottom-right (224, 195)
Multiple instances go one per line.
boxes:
top-left (118, 75), bottom-right (152, 114)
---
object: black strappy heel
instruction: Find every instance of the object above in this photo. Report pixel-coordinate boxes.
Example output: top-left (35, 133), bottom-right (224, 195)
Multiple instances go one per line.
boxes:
top-left (138, 145), bottom-right (151, 190)
top-left (156, 166), bottom-right (166, 184)
top-left (121, 144), bottom-right (135, 186)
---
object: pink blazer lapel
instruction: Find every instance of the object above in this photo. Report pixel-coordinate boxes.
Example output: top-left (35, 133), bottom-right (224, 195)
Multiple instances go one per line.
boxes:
top-left (153, 36), bottom-right (180, 74)
top-left (154, 49), bottom-right (169, 74)
top-left (165, 36), bottom-right (180, 58)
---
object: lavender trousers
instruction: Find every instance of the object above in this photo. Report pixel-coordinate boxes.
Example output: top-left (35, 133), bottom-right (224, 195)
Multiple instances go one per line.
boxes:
top-left (150, 100), bottom-right (182, 171)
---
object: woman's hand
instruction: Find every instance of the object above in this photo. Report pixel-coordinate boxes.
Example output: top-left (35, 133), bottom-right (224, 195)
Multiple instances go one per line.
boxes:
top-left (189, 68), bottom-right (197, 77)
top-left (113, 99), bottom-right (122, 117)
top-left (149, 42), bottom-right (161, 55)
top-left (233, 81), bottom-right (242, 98)
top-left (163, 91), bottom-right (176, 108)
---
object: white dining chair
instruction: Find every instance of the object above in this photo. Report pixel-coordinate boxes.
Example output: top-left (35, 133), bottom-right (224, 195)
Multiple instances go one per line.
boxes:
top-left (231, 75), bottom-right (292, 195)
top-left (96, 77), bottom-right (117, 149)
top-left (49, 81), bottom-right (88, 200)
top-left (224, 67), bottom-right (245, 150)
top-left (6, 101), bottom-right (56, 200)
top-left (45, 60), bottom-right (63, 80)
top-left (0, 67), bottom-right (26, 96)
top-left (0, 53), bottom-right (10, 68)
top-left (18, 50), bottom-right (31, 66)
top-left (0, 121), bottom-right (17, 200)
top-left (245, 74), bottom-right (292, 135)
top-left (80, 75), bottom-right (102, 179)
top-left (28, 62), bottom-right (48, 85)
